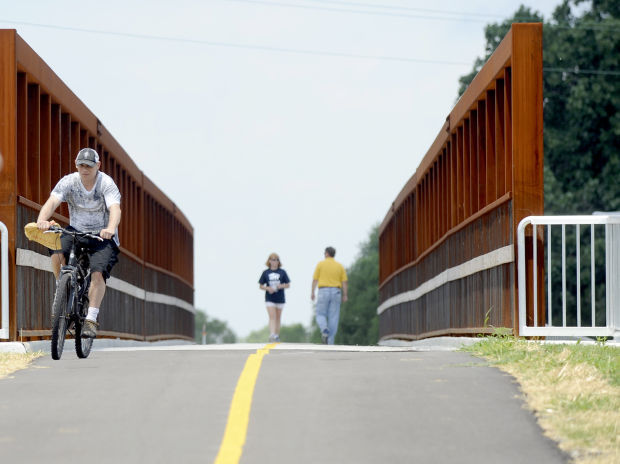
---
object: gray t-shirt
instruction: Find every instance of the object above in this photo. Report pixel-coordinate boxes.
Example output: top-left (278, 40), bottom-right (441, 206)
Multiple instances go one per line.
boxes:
top-left (51, 172), bottom-right (121, 247)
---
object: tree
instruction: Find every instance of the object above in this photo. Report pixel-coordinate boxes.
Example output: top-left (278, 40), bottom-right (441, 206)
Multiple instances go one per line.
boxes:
top-left (542, 0), bottom-right (620, 214)
top-left (194, 310), bottom-right (237, 344)
top-left (458, 1), bottom-right (620, 214)
top-left (457, 6), bottom-right (544, 97)
top-left (335, 224), bottom-right (380, 346)
top-left (244, 323), bottom-right (309, 343)
top-left (244, 325), bottom-right (270, 342)
top-left (280, 323), bottom-right (309, 342)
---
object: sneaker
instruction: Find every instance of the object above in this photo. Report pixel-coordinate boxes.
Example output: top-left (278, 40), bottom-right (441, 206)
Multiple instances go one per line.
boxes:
top-left (321, 331), bottom-right (329, 344)
top-left (273, 334), bottom-right (280, 342)
top-left (268, 334), bottom-right (275, 342)
top-left (81, 319), bottom-right (99, 338)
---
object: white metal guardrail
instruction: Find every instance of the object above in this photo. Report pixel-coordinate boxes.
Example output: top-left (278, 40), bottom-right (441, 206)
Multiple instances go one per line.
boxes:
top-left (0, 221), bottom-right (9, 339)
top-left (518, 214), bottom-right (620, 338)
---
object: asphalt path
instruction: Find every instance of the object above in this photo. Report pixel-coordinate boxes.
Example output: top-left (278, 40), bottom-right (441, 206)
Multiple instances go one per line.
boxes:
top-left (0, 343), bottom-right (567, 463)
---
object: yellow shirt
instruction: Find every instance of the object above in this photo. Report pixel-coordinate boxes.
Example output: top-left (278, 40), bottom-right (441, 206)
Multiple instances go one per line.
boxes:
top-left (313, 257), bottom-right (347, 288)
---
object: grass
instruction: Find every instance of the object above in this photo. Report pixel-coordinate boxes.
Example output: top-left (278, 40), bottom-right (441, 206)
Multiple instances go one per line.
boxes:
top-left (0, 352), bottom-right (44, 379)
top-left (463, 332), bottom-right (619, 464)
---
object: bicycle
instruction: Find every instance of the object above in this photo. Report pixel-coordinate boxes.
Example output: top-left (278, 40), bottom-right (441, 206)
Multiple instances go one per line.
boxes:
top-left (47, 226), bottom-right (104, 360)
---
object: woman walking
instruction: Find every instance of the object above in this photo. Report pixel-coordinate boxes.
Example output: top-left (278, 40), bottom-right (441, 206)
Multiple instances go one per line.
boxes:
top-left (258, 252), bottom-right (291, 342)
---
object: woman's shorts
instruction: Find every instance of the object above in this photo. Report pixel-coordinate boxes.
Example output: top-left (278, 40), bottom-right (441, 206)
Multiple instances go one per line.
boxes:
top-left (265, 302), bottom-right (285, 309)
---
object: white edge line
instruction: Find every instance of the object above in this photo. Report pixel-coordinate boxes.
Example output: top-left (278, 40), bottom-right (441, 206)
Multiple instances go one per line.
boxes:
top-left (377, 245), bottom-right (514, 315)
top-left (16, 248), bottom-right (195, 314)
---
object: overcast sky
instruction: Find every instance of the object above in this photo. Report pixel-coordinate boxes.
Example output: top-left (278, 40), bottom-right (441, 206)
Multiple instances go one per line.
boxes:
top-left (1, 0), bottom-right (561, 338)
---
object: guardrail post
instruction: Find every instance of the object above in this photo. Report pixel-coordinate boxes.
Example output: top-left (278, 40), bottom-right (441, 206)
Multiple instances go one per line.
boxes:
top-left (594, 211), bottom-right (620, 340)
top-left (607, 220), bottom-right (620, 340)
top-left (517, 217), bottom-right (529, 337)
top-left (0, 221), bottom-right (9, 339)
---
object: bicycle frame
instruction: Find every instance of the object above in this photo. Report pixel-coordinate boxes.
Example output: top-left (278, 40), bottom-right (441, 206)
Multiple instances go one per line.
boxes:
top-left (60, 241), bottom-right (91, 324)
top-left (51, 227), bottom-right (102, 327)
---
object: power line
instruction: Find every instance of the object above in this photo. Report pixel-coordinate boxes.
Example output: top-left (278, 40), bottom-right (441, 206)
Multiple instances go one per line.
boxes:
top-left (1, 19), bottom-right (618, 76)
top-left (304, 0), bottom-right (506, 19)
top-left (543, 67), bottom-right (620, 76)
top-left (224, 0), bottom-right (620, 31)
top-left (224, 0), bottom-right (496, 23)
top-left (0, 19), bottom-right (472, 66)
top-left (308, 0), bottom-right (620, 29)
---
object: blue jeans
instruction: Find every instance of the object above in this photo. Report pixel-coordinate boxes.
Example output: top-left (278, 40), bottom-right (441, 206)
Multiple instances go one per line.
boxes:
top-left (315, 287), bottom-right (342, 344)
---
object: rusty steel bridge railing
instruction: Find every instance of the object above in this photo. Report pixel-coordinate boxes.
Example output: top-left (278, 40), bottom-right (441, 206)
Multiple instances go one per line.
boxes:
top-left (0, 30), bottom-right (195, 342)
top-left (378, 24), bottom-right (544, 341)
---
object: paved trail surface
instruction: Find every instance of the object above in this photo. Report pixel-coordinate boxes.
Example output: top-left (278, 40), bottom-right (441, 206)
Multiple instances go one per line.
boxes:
top-left (0, 344), bottom-right (566, 463)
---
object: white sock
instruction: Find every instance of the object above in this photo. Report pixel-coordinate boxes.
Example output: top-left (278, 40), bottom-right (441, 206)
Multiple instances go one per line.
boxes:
top-left (86, 307), bottom-right (99, 322)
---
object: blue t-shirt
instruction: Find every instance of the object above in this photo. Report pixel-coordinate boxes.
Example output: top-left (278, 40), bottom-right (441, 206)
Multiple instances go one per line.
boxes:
top-left (258, 268), bottom-right (290, 304)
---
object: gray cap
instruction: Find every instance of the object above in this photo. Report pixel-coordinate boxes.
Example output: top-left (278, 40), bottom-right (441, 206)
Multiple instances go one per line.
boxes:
top-left (75, 148), bottom-right (100, 167)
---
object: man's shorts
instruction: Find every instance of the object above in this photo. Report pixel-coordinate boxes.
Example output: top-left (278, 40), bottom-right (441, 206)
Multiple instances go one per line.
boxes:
top-left (50, 226), bottom-right (119, 281)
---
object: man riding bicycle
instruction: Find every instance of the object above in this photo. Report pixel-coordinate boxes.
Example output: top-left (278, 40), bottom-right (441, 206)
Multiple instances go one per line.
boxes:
top-left (37, 148), bottom-right (121, 338)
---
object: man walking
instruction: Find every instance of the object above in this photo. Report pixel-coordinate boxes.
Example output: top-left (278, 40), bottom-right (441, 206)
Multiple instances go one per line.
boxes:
top-left (311, 246), bottom-right (348, 344)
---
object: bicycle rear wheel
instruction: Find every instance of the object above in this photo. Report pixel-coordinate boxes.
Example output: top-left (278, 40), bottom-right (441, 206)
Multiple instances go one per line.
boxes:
top-left (51, 273), bottom-right (71, 360)
top-left (75, 321), bottom-right (93, 358)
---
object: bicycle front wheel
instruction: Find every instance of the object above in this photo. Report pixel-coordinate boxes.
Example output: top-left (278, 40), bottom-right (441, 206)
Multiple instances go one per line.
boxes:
top-left (51, 273), bottom-right (71, 360)
top-left (75, 321), bottom-right (93, 358)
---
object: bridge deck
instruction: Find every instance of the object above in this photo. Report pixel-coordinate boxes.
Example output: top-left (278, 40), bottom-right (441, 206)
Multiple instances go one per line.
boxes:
top-left (0, 343), bottom-right (566, 463)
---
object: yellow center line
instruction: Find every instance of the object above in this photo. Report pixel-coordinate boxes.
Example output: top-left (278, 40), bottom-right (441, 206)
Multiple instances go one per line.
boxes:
top-left (214, 343), bottom-right (278, 464)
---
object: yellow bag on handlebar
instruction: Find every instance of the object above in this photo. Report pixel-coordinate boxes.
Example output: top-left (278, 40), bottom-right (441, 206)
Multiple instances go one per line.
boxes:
top-left (24, 222), bottom-right (62, 250)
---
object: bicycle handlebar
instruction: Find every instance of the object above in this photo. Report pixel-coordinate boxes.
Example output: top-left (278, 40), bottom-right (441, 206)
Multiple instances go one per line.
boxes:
top-left (46, 225), bottom-right (105, 242)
